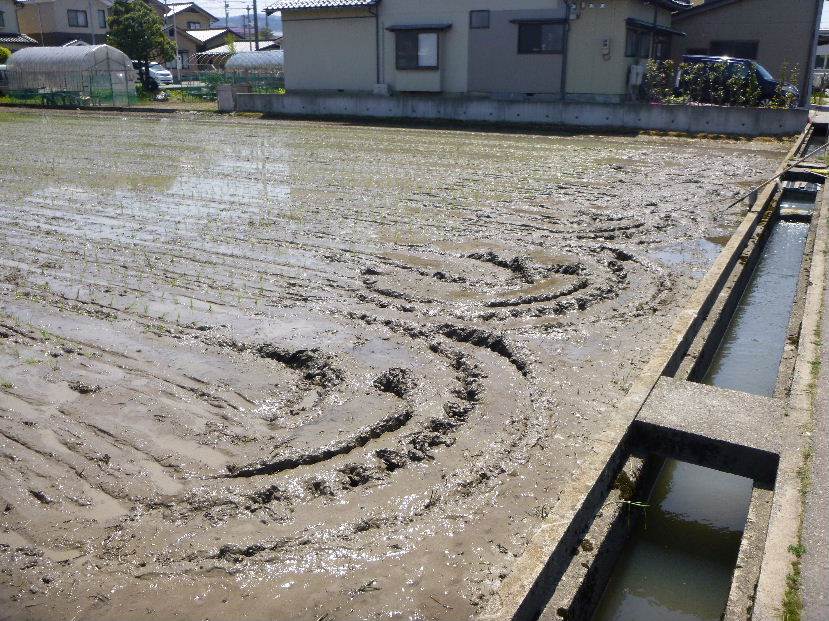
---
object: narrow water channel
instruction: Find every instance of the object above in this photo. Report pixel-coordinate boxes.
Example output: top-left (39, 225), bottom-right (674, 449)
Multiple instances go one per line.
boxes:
top-left (703, 217), bottom-right (810, 396)
top-left (592, 195), bottom-right (814, 621)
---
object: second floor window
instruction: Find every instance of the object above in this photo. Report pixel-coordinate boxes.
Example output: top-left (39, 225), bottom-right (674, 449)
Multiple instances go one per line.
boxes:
top-left (517, 22), bottom-right (565, 54)
top-left (68, 9), bottom-right (88, 28)
top-left (98, 9), bottom-right (107, 28)
top-left (0, 10), bottom-right (5, 28)
top-left (187, 21), bottom-right (200, 29)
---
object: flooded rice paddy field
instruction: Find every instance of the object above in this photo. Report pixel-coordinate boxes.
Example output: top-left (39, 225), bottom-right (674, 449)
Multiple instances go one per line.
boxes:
top-left (0, 109), bottom-right (787, 620)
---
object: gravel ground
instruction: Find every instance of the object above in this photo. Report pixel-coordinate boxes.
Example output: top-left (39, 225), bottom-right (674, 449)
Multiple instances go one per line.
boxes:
top-left (0, 108), bottom-right (788, 621)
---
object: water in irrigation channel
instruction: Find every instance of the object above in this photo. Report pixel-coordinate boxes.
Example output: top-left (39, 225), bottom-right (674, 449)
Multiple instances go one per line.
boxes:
top-left (593, 199), bottom-right (814, 621)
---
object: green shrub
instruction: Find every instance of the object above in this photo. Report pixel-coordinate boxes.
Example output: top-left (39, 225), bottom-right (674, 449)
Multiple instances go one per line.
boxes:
top-left (0, 46), bottom-right (11, 64)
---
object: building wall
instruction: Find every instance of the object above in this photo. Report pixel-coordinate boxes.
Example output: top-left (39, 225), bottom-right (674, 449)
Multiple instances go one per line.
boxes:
top-left (18, 0), bottom-right (111, 45)
top-left (280, 0), bottom-right (678, 100)
top-left (673, 0), bottom-right (821, 101)
top-left (0, 0), bottom-right (21, 34)
top-left (379, 0), bottom-right (568, 94)
top-left (566, 0), bottom-right (672, 101)
top-left (282, 7), bottom-right (377, 91)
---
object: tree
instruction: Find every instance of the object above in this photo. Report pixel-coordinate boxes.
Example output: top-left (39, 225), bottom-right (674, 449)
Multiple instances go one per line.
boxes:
top-left (107, 0), bottom-right (175, 89)
top-left (226, 33), bottom-right (237, 54)
top-left (0, 47), bottom-right (11, 64)
top-left (258, 27), bottom-right (274, 41)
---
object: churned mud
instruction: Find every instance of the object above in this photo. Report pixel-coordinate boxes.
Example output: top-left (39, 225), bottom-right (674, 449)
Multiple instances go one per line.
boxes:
top-left (0, 109), bottom-right (787, 620)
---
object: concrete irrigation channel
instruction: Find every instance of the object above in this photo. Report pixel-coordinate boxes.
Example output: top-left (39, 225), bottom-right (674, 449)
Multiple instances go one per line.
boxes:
top-left (482, 124), bottom-right (828, 621)
top-left (0, 107), bottom-right (818, 620)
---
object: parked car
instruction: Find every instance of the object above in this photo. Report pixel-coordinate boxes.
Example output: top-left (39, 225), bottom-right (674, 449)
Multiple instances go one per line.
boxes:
top-left (0, 65), bottom-right (8, 95)
top-left (676, 55), bottom-right (799, 107)
top-left (131, 60), bottom-right (174, 85)
top-left (149, 62), bottom-right (174, 85)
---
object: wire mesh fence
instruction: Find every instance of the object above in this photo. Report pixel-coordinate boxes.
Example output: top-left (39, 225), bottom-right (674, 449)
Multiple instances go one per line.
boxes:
top-left (163, 52), bottom-right (284, 103)
top-left (5, 69), bottom-right (139, 106)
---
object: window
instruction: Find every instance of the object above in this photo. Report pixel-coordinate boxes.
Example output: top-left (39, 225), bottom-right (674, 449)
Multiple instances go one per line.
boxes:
top-left (98, 9), bottom-right (107, 28)
top-left (625, 27), bottom-right (650, 58)
top-left (652, 33), bottom-right (671, 60)
top-left (0, 10), bottom-right (5, 28)
top-left (517, 22), bottom-right (565, 54)
top-left (68, 9), bottom-right (88, 27)
top-left (816, 55), bottom-right (825, 69)
top-left (178, 51), bottom-right (189, 68)
top-left (710, 40), bottom-right (759, 60)
top-left (470, 10), bottom-right (490, 29)
top-left (395, 31), bottom-right (439, 70)
top-left (187, 21), bottom-right (201, 29)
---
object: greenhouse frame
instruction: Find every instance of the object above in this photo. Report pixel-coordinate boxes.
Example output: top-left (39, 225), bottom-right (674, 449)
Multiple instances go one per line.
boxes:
top-left (5, 45), bottom-right (137, 107)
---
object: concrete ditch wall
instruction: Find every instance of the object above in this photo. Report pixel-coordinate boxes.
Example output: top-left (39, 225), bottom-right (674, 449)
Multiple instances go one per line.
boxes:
top-left (229, 92), bottom-right (808, 136)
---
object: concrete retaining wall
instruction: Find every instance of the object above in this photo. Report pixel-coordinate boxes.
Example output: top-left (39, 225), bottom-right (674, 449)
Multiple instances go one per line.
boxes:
top-left (230, 92), bottom-right (809, 136)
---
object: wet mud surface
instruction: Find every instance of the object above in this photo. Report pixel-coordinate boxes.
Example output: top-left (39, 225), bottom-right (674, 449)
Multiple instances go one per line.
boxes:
top-left (0, 109), bottom-right (787, 620)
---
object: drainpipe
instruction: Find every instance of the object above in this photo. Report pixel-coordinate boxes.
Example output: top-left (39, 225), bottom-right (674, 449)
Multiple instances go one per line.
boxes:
top-left (88, 0), bottom-right (95, 44)
top-left (372, 5), bottom-right (380, 84)
top-left (560, 1), bottom-right (570, 101)
top-left (805, 0), bottom-right (823, 107)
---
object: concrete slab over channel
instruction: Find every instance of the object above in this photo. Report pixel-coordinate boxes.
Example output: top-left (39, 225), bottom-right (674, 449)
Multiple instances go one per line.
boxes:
top-left (634, 377), bottom-right (783, 486)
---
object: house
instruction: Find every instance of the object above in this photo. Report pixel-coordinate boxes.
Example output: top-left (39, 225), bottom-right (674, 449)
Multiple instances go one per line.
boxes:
top-left (183, 26), bottom-right (236, 52)
top-left (164, 1), bottom-right (218, 68)
top-left (266, 0), bottom-right (690, 103)
top-left (15, 0), bottom-right (166, 47)
top-left (672, 0), bottom-right (823, 106)
top-left (17, 0), bottom-right (113, 45)
top-left (0, 0), bottom-right (37, 50)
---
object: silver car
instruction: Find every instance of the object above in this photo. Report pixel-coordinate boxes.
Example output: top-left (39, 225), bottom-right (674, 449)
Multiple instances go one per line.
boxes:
top-left (149, 62), bottom-right (174, 85)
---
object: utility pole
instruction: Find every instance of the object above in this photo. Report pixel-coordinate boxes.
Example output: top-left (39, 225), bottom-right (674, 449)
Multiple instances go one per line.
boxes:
top-left (252, 0), bottom-right (259, 50)
top-left (224, 0), bottom-right (229, 28)
top-left (171, 2), bottom-right (180, 83)
top-left (245, 5), bottom-right (250, 40)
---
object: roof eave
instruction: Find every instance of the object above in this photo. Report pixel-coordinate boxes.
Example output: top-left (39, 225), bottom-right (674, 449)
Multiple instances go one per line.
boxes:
top-left (264, 0), bottom-right (379, 14)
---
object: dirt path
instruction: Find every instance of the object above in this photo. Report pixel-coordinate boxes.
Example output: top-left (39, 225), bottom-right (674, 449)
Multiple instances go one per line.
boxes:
top-left (0, 108), bottom-right (788, 620)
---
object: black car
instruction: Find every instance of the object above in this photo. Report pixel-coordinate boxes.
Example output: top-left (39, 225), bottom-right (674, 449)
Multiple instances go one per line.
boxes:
top-left (676, 55), bottom-right (799, 106)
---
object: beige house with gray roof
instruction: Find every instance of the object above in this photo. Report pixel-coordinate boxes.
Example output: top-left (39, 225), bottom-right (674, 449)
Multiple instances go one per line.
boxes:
top-left (267, 0), bottom-right (690, 102)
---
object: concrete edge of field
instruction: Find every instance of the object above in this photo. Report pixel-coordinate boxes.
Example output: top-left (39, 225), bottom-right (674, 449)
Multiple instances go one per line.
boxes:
top-left (0, 102), bottom-right (208, 114)
top-left (802, 190), bottom-right (829, 618)
top-left (230, 92), bottom-right (809, 137)
top-left (752, 157), bottom-right (829, 619)
top-left (478, 126), bottom-right (810, 621)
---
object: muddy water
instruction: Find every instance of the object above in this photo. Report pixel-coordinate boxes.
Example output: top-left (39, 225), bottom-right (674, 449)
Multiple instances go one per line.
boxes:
top-left (593, 461), bottom-right (752, 621)
top-left (0, 109), bottom-right (787, 620)
top-left (703, 218), bottom-right (810, 396)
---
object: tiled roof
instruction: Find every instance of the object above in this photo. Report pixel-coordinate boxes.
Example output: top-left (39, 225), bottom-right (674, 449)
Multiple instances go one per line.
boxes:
top-left (265, 0), bottom-right (378, 10)
top-left (0, 32), bottom-right (38, 45)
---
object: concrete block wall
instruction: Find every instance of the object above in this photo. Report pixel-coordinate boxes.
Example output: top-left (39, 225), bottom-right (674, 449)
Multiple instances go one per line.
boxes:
top-left (232, 92), bottom-right (809, 136)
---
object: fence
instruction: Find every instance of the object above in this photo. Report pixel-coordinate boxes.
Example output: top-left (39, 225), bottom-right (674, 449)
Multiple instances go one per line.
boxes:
top-left (4, 69), bottom-right (138, 106)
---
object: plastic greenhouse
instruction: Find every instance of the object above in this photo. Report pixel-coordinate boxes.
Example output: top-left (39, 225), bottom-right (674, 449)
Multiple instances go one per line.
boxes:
top-left (224, 50), bottom-right (284, 75)
top-left (6, 45), bottom-right (137, 106)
